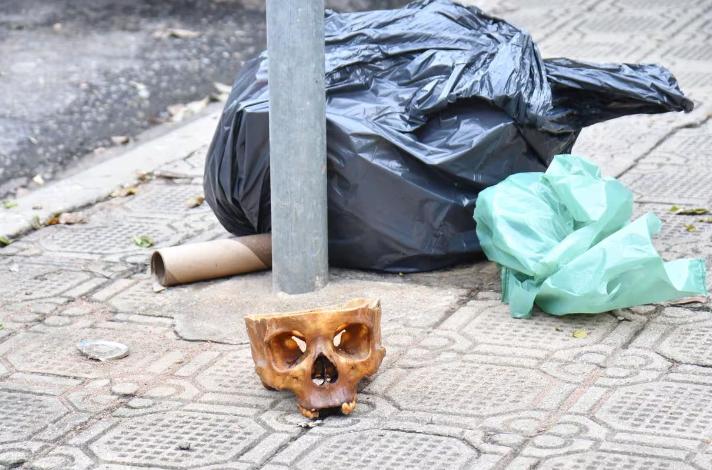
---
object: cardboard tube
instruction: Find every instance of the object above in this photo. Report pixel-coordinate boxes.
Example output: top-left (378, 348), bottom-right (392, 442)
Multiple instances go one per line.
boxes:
top-left (151, 234), bottom-right (272, 287)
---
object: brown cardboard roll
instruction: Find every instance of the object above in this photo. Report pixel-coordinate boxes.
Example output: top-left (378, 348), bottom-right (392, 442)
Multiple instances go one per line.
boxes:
top-left (151, 234), bottom-right (272, 287)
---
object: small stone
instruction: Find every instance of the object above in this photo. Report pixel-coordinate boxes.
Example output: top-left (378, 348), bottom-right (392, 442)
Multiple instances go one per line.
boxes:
top-left (111, 382), bottom-right (139, 396)
top-left (86, 379), bottom-right (110, 389)
top-left (30, 303), bottom-right (58, 314)
top-left (29, 455), bottom-right (71, 470)
top-left (143, 385), bottom-right (175, 398)
top-left (177, 442), bottom-right (191, 451)
top-left (531, 434), bottom-right (567, 449)
top-left (127, 398), bottom-right (154, 409)
top-left (60, 306), bottom-right (89, 317)
top-left (0, 451), bottom-right (28, 466)
top-left (77, 339), bottom-right (129, 361)
top-left (44, 316), bottom-right (71, 327)
top-left (11, 313), bottom-right (41, 323)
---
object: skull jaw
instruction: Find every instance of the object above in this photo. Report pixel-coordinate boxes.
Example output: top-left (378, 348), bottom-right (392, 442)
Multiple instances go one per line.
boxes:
top-left (255, 347), bottom-right (385, 419)
top-left (255, 366), bottom-right (359, 415)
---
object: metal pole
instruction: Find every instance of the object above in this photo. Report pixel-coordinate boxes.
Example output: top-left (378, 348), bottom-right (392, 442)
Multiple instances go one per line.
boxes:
top-left (266, 0), bottom-right (329, 294)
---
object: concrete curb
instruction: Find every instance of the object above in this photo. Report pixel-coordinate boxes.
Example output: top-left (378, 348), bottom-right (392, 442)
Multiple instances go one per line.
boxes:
top-left (1, 109), bottom-right (221, 239)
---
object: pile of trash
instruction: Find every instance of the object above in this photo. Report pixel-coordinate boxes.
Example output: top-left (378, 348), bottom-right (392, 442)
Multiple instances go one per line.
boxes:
top-left (474, 155), bottom-right (708, 317)
top-left (204, 0), bottom-right (692, 273)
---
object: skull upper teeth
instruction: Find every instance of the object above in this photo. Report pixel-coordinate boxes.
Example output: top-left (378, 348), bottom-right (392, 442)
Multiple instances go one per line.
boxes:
top-left (341, 400), bottom-right (356, 415)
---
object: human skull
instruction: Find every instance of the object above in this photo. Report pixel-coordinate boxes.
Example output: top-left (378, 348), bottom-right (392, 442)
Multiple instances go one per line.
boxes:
top-left (245, 298), bottom-right (385, 418)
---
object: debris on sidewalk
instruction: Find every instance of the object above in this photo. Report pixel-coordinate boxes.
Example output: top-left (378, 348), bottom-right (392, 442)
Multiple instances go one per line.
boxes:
top-left (572, 329), bottom-right (588, 339)
top-left (0, 235), bottom-right (13, 247)
top-left (151, 234), bottom-right (271, 287)
top-left (204, 0), bottom-right (692, 274)
top-left (133, 235), bottom-right (154, 248)
top-left (2, 199), bottom-right (18, 209)
top-left (185, 195), bottom-right (205, 208)
top-left (474, 155), bottom-right (708, 318)
top-left (245, 299), bottom-right (385, 418)
top-left (153, 27), bottom-right (201, 40)
top-left (47, 211), bottom-right (87, 225)
top-left (111, 185), bottom-right (139, 198)
top-left (111, 135), bottom-right (131, 145)
top-left (77, 339), bottom-right (129, 361)
top-left (167, 98), bottom-right (208, 122)
top-left (297, 419), bottom-right (323, 429)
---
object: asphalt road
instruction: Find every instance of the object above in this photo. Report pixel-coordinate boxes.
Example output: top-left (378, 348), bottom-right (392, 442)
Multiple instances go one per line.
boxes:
top-left (0, 0), bottom-right (407, 195)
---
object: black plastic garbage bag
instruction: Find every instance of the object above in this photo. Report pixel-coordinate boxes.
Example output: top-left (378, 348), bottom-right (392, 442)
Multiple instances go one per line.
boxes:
top-left (204, 0), bottom-right (692, 273)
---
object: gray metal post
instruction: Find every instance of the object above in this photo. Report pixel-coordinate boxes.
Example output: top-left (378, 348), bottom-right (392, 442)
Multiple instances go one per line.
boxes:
top-left (266, 0), bottom-right (329, 294)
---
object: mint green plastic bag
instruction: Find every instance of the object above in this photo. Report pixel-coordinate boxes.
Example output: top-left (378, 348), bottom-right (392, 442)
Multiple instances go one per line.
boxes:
top-left (474, 155), bottom-right (708, 318)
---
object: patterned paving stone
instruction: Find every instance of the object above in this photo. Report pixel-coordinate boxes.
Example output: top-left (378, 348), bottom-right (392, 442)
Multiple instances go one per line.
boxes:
top-left (294, 429), bottom-right (480, 470)
top-left (120, 183), bottom-right (209, 219)
top-left (194, 348), bottom-right (272, 398)
top-left (0, 390), bottom-right (67, 443)
top-left (90, 411), bottom-right (265, 468)
top-left (621, 163), bottom-right (712, 205)
top-left (445, 301), bottom-right (618, 351)
top-left (386, 361), bottom-right (556, 416)
top-left (597, 381), bottom-right (712, 439)
top-left (571, 8), bottom-right (683, 41)
top-left (539, 451), bottom-right (694, 470)
top-left (641, 122), bottom-right (712, 167)
top-left (36, 217), bottom-right (182, 258)
top-left (5, 325), bottom-right (173, 379)
top-left (571, 115), bottom-right (675, 177)
top-left (0, 264), bottom-right (94, 304)
top-left (657, 321), bottom-right (712, 366)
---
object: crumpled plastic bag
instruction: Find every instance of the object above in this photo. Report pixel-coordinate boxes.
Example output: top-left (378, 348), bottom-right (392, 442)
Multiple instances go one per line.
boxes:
top-left (474, 155), bottom-right (708, 318)
top-left (204, 0), bottom-right (693, 273)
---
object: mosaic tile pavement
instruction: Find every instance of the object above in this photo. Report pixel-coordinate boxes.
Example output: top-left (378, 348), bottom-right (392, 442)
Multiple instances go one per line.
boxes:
top-left (1, 0), bottom-right (712, 468)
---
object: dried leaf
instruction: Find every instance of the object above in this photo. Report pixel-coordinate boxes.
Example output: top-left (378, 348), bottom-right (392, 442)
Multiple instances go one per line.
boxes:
top-left (32, 174), bottom-right (45, 185)
top-left (153, 27), bottom-right (201, 39)
top-left (129, 80), bottom-right (150, 99)
top-left (31, 214), bottom-right (42, 229)
top-left (669, 205), bottom-right (680, 212)
top-left (2, 200), bottom-right (18, 209)
top-left (186, 195), bottom-right (205, 208)
top-left (684, 223), bottom-right (697, 232)
top-left (52, 212), bottom-right (87, 225)
top-left (213, 82), bottom-right (232, 94)
top-left (136, 171), bottom-right (153, 182)
top-left (668, 296), bottom-right (708, 306)
top-left (209, 82), bottom-right (232, 102)
top-left (676, 208), bottom-right (709, 216)
top-left (111, 135), bottom-right (130, 145)
top-left (111, 186), bottom-right (139, 197)
top-left (133, 235), bottom-right (154, 248)
top-left (572, 329), bottom-right (588, 339)
top-left (0, 235), bottom-right (12, 247)
top-left (167, 97), bottom-right (208, 122)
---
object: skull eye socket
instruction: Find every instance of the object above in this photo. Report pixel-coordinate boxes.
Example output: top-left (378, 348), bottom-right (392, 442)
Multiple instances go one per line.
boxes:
top-left (333, 323), bottom-right (371, 359)
top-left (268, 332), bottom-right (307, 370)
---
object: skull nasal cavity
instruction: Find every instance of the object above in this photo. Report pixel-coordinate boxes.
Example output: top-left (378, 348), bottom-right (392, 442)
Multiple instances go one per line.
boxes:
top-left (312, 354), bottom-right (338, 386)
